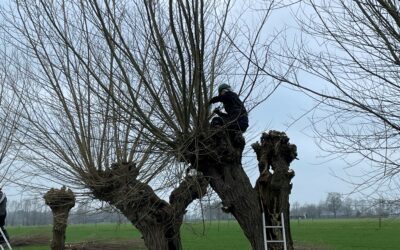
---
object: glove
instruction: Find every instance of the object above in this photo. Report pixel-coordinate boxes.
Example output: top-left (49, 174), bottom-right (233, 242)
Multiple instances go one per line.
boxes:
top-left (213, 107), bottom-right (221, 114)
top-left (209, 96), bottom-right (218, 104)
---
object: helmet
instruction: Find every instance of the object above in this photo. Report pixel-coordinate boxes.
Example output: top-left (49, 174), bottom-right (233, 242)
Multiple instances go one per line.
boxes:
top-left (218, 84), bottom-right (231, 94)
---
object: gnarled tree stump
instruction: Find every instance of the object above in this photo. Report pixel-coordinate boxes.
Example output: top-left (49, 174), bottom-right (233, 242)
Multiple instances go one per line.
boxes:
top-left (44, 186), bottom-right (75, 250)
top-left (253, 130), bottom-right (297, 250)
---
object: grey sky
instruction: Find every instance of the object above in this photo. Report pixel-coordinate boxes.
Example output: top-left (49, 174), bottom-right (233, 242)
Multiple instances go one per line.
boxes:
top-left (1, 0), bottom-right (391, 206)
top-left (248, 84), bottom-right (354, 204)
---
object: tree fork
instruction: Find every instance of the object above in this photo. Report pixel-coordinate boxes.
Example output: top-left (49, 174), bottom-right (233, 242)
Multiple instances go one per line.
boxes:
top-left (44, 186), bottom-right (76, 250)
top-left (89, 162), bottom-right (208, 250)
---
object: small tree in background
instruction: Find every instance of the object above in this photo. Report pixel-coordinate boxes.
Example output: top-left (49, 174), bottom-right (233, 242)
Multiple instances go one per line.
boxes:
top-left (326, 192), bottom-right (342, 218)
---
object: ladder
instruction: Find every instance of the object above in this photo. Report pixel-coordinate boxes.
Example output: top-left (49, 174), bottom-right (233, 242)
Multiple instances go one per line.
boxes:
top-left (262, 212), bottom-right (287, 250)
top-left (0, 227), bottom-right (12, 250)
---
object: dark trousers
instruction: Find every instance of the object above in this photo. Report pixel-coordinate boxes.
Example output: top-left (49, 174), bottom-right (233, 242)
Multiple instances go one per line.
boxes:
top-left (211, 116), bottom-right (249, 132)
top-left (0, 214), bottom-right (9, 242)
top-left (0, 214), bottom-right (5, 227)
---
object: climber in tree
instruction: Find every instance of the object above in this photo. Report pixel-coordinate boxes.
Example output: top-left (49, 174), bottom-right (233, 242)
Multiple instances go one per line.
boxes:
top-left (209, 84), bottom-right (249, 133)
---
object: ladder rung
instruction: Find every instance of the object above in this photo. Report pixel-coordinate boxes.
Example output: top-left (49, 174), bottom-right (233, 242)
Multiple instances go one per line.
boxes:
top-left (265, 225), bottom-right (283, 228)
top-left (262, 212), bottom-right (287, 250)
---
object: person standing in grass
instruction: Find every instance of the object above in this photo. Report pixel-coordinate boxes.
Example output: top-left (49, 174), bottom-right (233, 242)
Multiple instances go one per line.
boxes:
top-left (0, 188), bottom-right (9, 243)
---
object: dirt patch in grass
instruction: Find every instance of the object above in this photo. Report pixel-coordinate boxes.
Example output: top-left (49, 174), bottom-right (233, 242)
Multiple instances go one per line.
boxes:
top-left (10, 235), bottom-right (51, 246)
top-left (65, 239), bottom-right (145, 250)
top-left (8, 236), bottom-right (328, 250)
top-left (8, 235), bottom-right (145, 250)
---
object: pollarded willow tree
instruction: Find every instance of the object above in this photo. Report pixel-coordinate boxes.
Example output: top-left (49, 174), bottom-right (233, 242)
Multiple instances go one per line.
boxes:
top-left (2, 0), bottom-right (298, 249)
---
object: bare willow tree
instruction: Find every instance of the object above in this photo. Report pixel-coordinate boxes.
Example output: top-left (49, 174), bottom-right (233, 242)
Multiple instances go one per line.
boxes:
top-left (325, 192), bottom-right (342, 218)
top-left (252, 0), bottom-right (400, 196)
top-left (2, 0), bottom-right (297, 249)
top-left (0, 40), bottom-right (23, 186)
top-left (1, 2), bottom-right (211, 249)
top-left (297, 0), bottom-right (400, 195)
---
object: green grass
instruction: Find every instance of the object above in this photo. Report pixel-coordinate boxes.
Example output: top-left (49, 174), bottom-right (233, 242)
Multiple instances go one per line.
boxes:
top-left (8, 223), bottom-right (144, 250)
top-left (65, 223), bottom-right (141, 242)
top-left (8, 225), bottom-right (51, 237)
top-left (181, 221), bottom-right (250, 250)
top-left (5, 218), bottom-right (400, 249)
top-left (291, 218), bottom-right (400, 249)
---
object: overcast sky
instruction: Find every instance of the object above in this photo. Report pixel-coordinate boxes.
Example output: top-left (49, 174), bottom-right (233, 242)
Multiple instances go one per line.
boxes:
top-left (226, 1), bottom-right (360, 204)
top-left (1, 0), bottom-right (385, 206)
top-left (249, 84), bottom-right (357, 204)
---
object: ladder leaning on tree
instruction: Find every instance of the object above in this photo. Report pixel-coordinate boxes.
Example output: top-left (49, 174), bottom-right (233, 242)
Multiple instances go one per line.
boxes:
top-left (0, 227), bottom-right (12, 250)
top-left (261, 209), bottom-right (287, 250)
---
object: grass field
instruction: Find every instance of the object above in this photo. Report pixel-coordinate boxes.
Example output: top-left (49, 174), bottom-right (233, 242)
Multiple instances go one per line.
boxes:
top-left (5, 218), bottom-right (400, 249)
top-left (291, 218), bottom-right (400, 249)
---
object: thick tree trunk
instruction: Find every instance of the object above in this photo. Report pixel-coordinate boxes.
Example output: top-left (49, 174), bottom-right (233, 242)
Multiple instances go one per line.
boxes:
top-left (44, 186), bottom-right (75, 250)
top-left (121, 201), bottom-right (179, 250)
top-left (89, 162), bottom-right (208, 250)
top-left (132, 217), bottom-right (179, 250)
top-left (191, 130), bottom-right (296, 250)
top-left (205, 163), bottom-right (264, 250)
top-left (191, 131), bottom-right (264, 250)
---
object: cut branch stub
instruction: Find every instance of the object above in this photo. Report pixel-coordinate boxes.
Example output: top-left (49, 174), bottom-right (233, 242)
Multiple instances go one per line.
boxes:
top-left (252, 130), bottom-right (297, 173)
top-left (44, 186), bottom-right (76, 250)
top-left (90, 161), bottom-right (139, 202)
top-left (44, 186), bottom-right (76, 209)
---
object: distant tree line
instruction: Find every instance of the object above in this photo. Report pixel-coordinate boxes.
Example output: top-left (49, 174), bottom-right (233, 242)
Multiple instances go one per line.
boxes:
top-left (290, 193), bottom-right (400, 219)
top-left (7, 192), bottom-right (400, 227)
top-left (6, 198), bottom-right (128, 226)
top-left (6, 196), bottom-right (238, 226)
top-left (6, 196), bottom-right (236, 226)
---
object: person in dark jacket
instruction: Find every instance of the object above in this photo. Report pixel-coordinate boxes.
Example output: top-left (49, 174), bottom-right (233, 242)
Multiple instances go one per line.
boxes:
top-left (209, 84), bottom-right (249, 132)
top-left (0, 188), bottom-right (9, 243)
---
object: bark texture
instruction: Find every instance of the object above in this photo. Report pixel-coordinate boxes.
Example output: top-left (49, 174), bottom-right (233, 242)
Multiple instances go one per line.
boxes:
top-left (87, 129), bottom-right (296, 250)
top-left (186, 129), bottom-right (296, 250)
top-left (253, 131), bottom-right (297, 250)
top-left (88, 162), bottom-right (208, 250)
top-left (44, 186), bottom-right (76, 250)
top-left (186, 130), bottom-right (264, 250)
